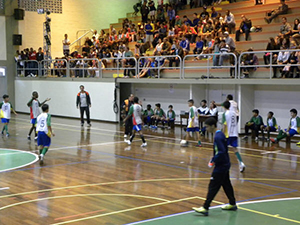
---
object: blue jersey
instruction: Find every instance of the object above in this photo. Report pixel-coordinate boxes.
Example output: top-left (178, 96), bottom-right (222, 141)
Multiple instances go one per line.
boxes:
top-left (211, 130), bottom-right (231, 173)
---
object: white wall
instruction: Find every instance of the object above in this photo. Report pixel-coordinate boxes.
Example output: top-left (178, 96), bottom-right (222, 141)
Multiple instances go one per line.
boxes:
top-left (0, 16), bottom-right (7, 61)
top-left (254, 85), bottom-right (300, 128)
top-left (15, 80), bottom-right (118, 122)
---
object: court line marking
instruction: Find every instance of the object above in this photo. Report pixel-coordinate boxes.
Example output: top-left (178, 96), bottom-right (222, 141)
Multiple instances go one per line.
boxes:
top-left (127, 197), bottom-right (300, 225)
top-left (50, 196), bottom-right (199, 225)
top-left (0, 193), bottom-right (171, 212)
top-left (54, 209), bottom-right (106, 221)
top-left (14, 117), bottom-right (300, 158)
top-left (0, 149), bottom-right (39, 173)
top-left (0, 187), bottom-right (10, 191)
top-left (11, 118), bottom-right (300, 165)
top-left (0, 177), bottom-right (299, 200)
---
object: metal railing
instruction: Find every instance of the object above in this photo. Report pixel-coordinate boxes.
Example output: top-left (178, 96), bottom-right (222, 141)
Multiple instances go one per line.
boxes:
top-left (238, 49), bottom-right (300, 79)
top-left (69, 58), bottom-right (100, 78)
top-left (70, 29), bottom-right (94, 53)
top-left (16, 60), bottom-right (39, 77)
top-left (102, 57), bottom-right (138, 78)
top-left (137, 55), bottom-right (182, 79)
top-left (183, 53), bottom-right (238, 79)
top-left (41, 59), bottom-right (69, 77)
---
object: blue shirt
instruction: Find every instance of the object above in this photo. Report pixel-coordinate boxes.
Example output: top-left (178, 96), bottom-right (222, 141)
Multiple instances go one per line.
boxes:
top-left (167, 9), bottom-right (175, 20)
top-left (211, 130), bottom-right (231, 173)
top-left (180, 39), bottom-right (190, 51)
top-left (193, 18), bottom-right (200, 27)
top-left (196, 40), bottom-right (204, 49)
top-left (145, 24), bottom-right (153, 35)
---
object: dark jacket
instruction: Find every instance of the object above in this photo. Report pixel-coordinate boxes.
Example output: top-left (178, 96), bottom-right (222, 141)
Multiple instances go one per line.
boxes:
top-left (239, 19), bottom-right (252, 31)
top-left (76, 91), bottom-right (91, 107)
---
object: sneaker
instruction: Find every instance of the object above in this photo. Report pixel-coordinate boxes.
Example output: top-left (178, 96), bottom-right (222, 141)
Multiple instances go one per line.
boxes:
top-left (167, 126), bottom-right (171, 130)
top-left (1, 131), bottom-right (4, 136)
top-left (125, 140), bottom-right (131, 145)
top-left (255, 137), bottom-right (258, 142)
top-left (6, 133), bottom-right (9, 137)
top-left (239, 162), bottom-right (246, 173)
top-left (141, 142), bottom-right (147, 147)
top-left (81, 123), bottom-right (84, 127)
top-left (270, 138), bottom-right (277, 143)
top-left (242, 136), bottom-right (248, 140)
top-left (297, 141), bottom-right (300, 145)
top-left (39, 154), bottom-right (44, 165)
top-left (124, 134), bottom-right (128, 138)
top-left (192, 207), bottom-right (209, 216)
top-left (221, 204), bottom-right (238, 211)
top-left (87, 123), bottom-right (92, 127)
top-left (34, 136), bottom-right (38, 142)
top-left (27, 135), bottom-right (31, 140)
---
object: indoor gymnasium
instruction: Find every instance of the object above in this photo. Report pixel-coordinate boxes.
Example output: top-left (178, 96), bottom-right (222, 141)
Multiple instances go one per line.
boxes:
top-left (0, 0), bottom-right (300, 224)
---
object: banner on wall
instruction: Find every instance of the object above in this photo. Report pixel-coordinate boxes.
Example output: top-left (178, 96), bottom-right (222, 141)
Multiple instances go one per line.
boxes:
top-left (0, 16), bottom-right (6, 61)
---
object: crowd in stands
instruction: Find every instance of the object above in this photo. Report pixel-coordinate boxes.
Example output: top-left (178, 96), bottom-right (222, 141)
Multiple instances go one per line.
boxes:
top-left (15, 0), bottom-right (300, 79)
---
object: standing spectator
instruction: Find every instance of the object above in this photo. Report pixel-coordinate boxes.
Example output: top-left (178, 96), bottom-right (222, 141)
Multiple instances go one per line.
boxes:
top-left (36, 47), bottom-right (44, 76)
top-left (156, 8), bottom-right (166, 24)
top-left (224, 10), bottom-right (236, 34)
top-left (264, 0), bottom-right (288, 24)
top-left (292, 18), bottom-right (300, 46)
top-left (235, 15), bottom-right (252, 42)
top-left (141, 1), bottom-right (149, 24)
top-left (62, 34), bottom-right (70, 56)
top-left (192, 13), bottom-right (200, 28)
top-left (148, 0), bottom-right (156, 21)
top-left (200, 6), bottom-right (209, 20)
top-left (167, 5), bottom-right (176, 28)
top-left (224, 31), bottom-right (236, 52)
top-left (219, 40), bottom-right (230, 66)
top-left (76, 85), bottom-right (92, 127)
top-left (211, 6), bottom-right (218, 19)
top-left (279, 17), bottom-right (292, 38)
top-left (145, 20), bottom-right (154, 48)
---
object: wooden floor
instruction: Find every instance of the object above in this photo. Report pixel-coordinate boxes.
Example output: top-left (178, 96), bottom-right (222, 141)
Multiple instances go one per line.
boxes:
top-left (0, 114), bottom-right (300, 225)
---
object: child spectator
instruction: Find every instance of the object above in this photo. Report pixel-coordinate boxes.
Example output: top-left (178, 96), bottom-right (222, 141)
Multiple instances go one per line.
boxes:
top-left (1, 95), bottom-right (17, 137)
top-left (148, 0), bottom-right (156, 21)
top-left (151, 103), bottom-right (166, 129)
top-left (193, 36), bottom-right (204, 55)
top-left (143, 104), bottom-right (154, 127)
top-left (271, 109), bottom-right (300, 143)
top-left (261, 111), bottom-right (278, 141)
top-left (180, 36), bottom-right (190, 55)
top-left (242, 109), bottom-right (264, 141)
top-left (164, 105), bottom-right (176, 129)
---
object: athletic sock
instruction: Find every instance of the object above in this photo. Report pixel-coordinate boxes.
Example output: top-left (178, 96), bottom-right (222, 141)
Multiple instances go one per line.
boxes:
top-left (277, 130), bottom-right (287, 141)
top-left (130, 135), bottom-right (135, 142)
top-left (28, 126), bottom-right (34, 136)
top-left (4, 125), bottom-right (8, 133)
top-left (41, 147), bottom-right (48, 156)
top-left (39, 149), bottom-right (43, 155)
top-left (235, 152), bottom-right (243, 163)
top-left (198, 140), bottom-right (201, 145)
top-left (141, 135), bottom-right (146, 143)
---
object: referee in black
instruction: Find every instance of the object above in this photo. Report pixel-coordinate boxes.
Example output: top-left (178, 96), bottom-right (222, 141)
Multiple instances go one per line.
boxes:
top-left (76, 85), bottom-right (92, 127)
top-left (193, 117), bottom-right (237, 216)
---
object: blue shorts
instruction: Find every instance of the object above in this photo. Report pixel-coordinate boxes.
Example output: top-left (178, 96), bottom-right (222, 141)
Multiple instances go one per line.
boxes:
top-left (264, 125), bottom-right (276, 132)
top-left (187, 127), bottom-right (200, 132)
top-left (1, 118), bottom-right (9, 123)
top-left (37, 131), bottom-right (51, 147)
top-left (133, 124), bottom-right (142, 131)
top-left (227, 137), bottom-right (238, 148)
top-left (288, 129), bottom-right (298, 137)
top-left (30, 118), bottom-right (37, 124)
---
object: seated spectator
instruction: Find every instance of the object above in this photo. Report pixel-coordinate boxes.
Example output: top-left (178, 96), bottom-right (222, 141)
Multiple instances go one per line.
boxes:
top-left (241, 48), bottom-right (259, 78)
top-left (154, 38), bottom-right (163, 55)
top-left (169, 40), bottom-right (184, 67)
top-left (224, 10), bottom-right (236, 34)
top-left (198, 99), bottom-right (209, 115)
top-left (183, 15), bottom-right (192, 26)
top-left (151, 103), bottom-right (166, 128)
top-left (202, 21), bottom-right (215, 38)
top-left (175, 15), bottom-right (182, 27)
top-left (224, 31), bottom-right (236, 52)
top-left (292, 18), bottom-right (300, 45)
top-left (158, 23), bottom-right (167, 40)
top-left (180, 36), bottom-right (190, 55)
top-left (161, 37), bottom-right (172, 55)
top-left (163, 105), bottom-right (176, 129)
top-left (200, 6), bottom-right (209, 20)
top-left (261, 111), bottom-right (278, 141)
top-left (192, 13), bottom-right (200, 28)
top-left (263, 37), bottom-right (280, 65)
top-left (287, 49), bottom-right (300, 78)
top-left (271, 109), bottom-right (300, 143)
top-left (264, 0), bottom-right (288, 24)
top-left (184, 23), bottom-right (197, 43)
top-left (219, 40), bottom-right (230, 66)
top-left (211, 6), bottom-right (218, 19)
top-left (242, 109), bottom-right (264, 141)
top-left (279, 17), bottom-right (292, 38)
top-left (275, 42), bottom-right (290, 78)
top-left (193, 36), bottom-right (204, 54)
top-left (212, 37), bottom-right (221, 66)
top-left (157, 8), bottom-right (166, 24)
top-left (236, 15), bottom-right (252, 41)
top-left (143, 104), bottom-right (154, 127)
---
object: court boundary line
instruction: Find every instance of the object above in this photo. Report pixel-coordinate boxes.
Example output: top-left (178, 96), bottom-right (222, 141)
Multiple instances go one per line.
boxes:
top-left (0, 149), bottom-right (39, 173)
top-left (126, 197), bottom-right (300, 225)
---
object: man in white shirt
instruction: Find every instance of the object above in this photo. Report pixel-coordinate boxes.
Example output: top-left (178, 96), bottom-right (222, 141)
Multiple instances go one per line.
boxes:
top-left (224, 10), bottom-right (236, 34)
top-left (62, 34), bottom-right (70, 56)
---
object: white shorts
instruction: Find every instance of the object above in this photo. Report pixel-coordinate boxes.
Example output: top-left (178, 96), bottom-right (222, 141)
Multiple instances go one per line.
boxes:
top-left (146, 34), bottom-right (153, 43)
top-left (150, 11), bottom-right (156, 16)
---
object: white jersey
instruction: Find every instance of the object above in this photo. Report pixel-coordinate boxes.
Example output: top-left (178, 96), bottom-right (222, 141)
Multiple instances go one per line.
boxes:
top-left (229, 100), bottom-right (239, 117)
top-left (63, 39), bottom-right (70, 50)
top-left (80, 93), bottom-right (88, 107)
top-left (30, 99), bottom-right (41, 119)
top-left (36, 113), bottom-right (51, 136)
top-left (0, 101), bottom-right (12, 119)
top-left (129, 104), bottom-right (143, 125)
top-left (188, 106), bottom-right (199, 128)
top-left (223, 110), bottom-right (238, 138)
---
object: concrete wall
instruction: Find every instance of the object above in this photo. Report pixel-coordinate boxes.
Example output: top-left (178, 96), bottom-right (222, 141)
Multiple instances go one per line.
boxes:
top-left (18, 0), bottom-right (137, 57)
top-left (15, 79), bottom-right (118, 122)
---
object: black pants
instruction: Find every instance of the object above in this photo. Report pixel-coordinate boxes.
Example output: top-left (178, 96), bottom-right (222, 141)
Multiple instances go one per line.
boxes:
top-left (203, 171), bottom-right (236, 209)
top-left (125, 117), bottom-right (133, 136)
top-left (245, 123), bottom-right (261, 137)
top-left (235, 29), bottom-right (250, 41)
top-left (80, 107), bottom-right (90, 124)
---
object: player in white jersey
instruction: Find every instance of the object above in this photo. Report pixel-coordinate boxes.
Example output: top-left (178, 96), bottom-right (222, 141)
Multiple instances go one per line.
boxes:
top-left (222, 101), bottom-right (245, 172)
top-left (36, 104), bottom-right (55, 164)
top-left (27, 91), bottom-right (51, 140)
top-left (181, 99), bottom-right (202, 147)
top-left (0, 95), bottom-right (17, 137)
top-left (124, 96), bottom-right (147, 147)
